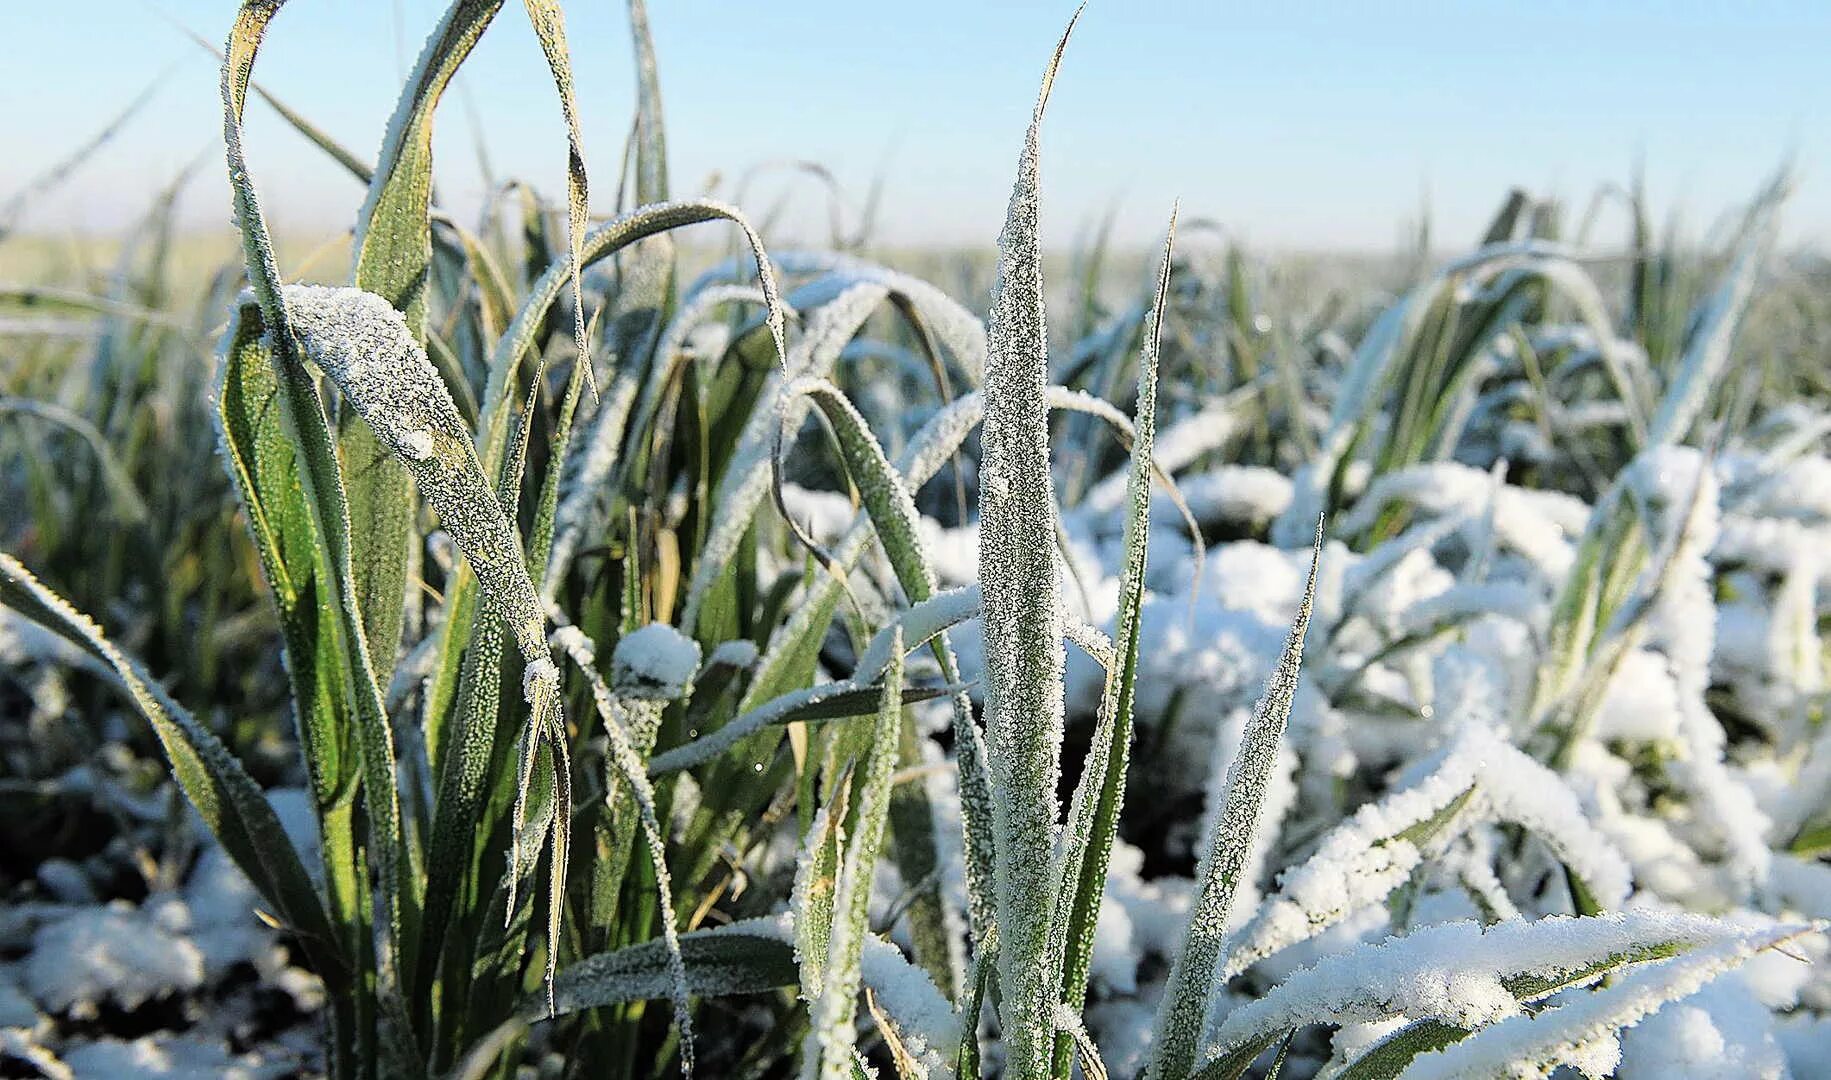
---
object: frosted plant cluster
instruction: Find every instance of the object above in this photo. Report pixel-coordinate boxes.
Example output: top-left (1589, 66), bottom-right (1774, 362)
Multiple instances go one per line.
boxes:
top-left (663, 153), bottom-right (1828, 1076)
top-left (3, 9), bottom-right (1828, 1075)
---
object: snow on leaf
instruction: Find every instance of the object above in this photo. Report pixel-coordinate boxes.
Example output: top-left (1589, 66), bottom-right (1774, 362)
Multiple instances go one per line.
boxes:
top-left (1394, 921), bottom-right (1821, 1080)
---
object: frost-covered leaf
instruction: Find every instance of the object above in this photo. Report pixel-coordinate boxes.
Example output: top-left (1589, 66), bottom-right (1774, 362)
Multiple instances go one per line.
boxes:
top-left (0, 555), bottom-right (340, 989)
top-left (1197, 911), bottom-right (1782, 1080)
top-left (1222, 726), bottom-right (1629, 982)
top-left (545, 918), bottom-right (800, 1015)
top-left (978, 18), bottom-right (1080, 1078)
top-left (1393, 920), bottom-right (1820, 1079)
top-left (553, 626), bottom-right (694, 1068)
top-left (1152, 518), bottom-right (1322, 1080)
top-left (282, 285), bottom-right (547, 664)
top-left (1038, 253), bottom-right (1211, 1054)
top-left (802, 630), bottom-right (904, 1079)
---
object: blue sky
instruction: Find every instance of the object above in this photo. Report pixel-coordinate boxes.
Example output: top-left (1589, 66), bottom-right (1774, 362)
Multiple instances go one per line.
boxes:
top-left (3, 2), bottom-right (1828, 252)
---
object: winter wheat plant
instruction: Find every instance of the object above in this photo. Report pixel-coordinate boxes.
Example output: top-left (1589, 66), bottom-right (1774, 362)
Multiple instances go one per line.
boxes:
top-left (1, 2), bottom-right (1829, 1078)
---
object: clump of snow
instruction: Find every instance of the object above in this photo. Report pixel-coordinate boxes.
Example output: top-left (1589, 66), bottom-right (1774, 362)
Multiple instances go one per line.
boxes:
top-left (612, 624), bottom-right (703, 700)
top-left (1618, 980), bottom-right (1789, 1079)
top-left (25, 901), bottom-right (204, 1016)
top-left (0, 970), bottom-right (38, 1029)
top-left (59, 1033), bottom-right (290, 1079)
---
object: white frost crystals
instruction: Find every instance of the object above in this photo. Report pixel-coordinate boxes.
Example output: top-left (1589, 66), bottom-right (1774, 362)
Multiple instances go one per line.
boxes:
top-left (277, 283), bottom-right (548, 663)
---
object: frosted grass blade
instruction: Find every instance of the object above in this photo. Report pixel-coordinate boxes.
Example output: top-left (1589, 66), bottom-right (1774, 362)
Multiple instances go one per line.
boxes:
top-left (802, 631), bottom-right (903, 1080)
top-left (222, 11), bottom-right (414, 1059)
top-left (627, 0), bottom-right (669, 203)
top-left (0, 552), bottom-right (341, 980)
top-left (1051, 211), bottom-right (1176, 1079)
top-left (520, 0), bottom-right (595, 403)
top-left (554, 628), bottom-right (695, 1071)
top-left (544, 918), bottom-right (799, 1015)
top-left (1393, 922), bottom-right (1821, 1080)
top-left (349, 0), bottom-right (507, 684)
top-left (977, 14), bottom-right (1081, 1078)
top-left (1150, 517), bottom-right (1322, 1080)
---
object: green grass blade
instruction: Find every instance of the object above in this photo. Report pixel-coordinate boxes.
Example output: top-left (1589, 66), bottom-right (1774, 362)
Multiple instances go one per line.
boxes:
top-left (0, 552), bottom-right (343, 982)
top-left (544, 918), bottom-right (800, 1016)
top-left (222, 10), bottom-right (415, 1060)
top-left (803, 630), bottom-right (903, 1079)
top-left (1333, 1021), bottom-right (1470, 1080)
top-left (1050, 210), bottom-right (1176, 1078)
top-left (1151, 518), bottom-right (1322, 1080)
top-left (520, 0), bottom-right (596, 409)
top-left (978, 15), bottom-right (1080, 1078)
top-left (648, 677), bottom-right (956, 776)
top-left (214, 306), bottom-right (372, 1013)
top-left (554, 627), bottom-right (695, 1070)
top-left (627, 0), bottom-right (669, 203)
top-left (793, 779), bottom-right (847, 1006)
top-left (349, 0), bottom-right (508, 686)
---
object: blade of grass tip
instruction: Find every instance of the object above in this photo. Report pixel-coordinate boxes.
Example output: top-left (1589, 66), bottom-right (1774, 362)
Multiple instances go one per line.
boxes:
top-left (770, 390), bottom-right (853, 593)
top-left (1149, 514), bottom-right (1324, 1080)
top-left (803, 631), bottom-right (905, 1080)
top-left (167, 17), bottom-right (375, 185)
top-left (1055, 1003), bottom-right (1109, 1080)
top-left (794, 773), bottom-right (849, 1007)
top-left (349, 0), bottom-right (507, 687)
top-left (627, 0), bottom-right (669, 203)
top-left (1051, 208), bottom-right (1176, 1079)
top-left (540, 697), bottom-right (573, 1017)
top-left (979, 13), bottom-right (1080, 1079)
top-left (521, 0), bottom-right (596, 403)
top-left (222, 6), bottom-right (414, 1057)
